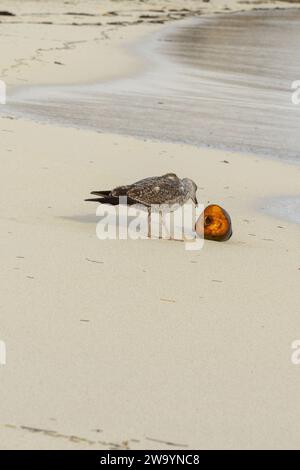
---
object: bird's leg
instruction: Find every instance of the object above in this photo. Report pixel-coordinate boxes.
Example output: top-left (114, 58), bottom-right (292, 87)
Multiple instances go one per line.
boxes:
top-left (148, 207), bottom-right (151, 239)
top-left (159, 209), bottom-right (162, 239)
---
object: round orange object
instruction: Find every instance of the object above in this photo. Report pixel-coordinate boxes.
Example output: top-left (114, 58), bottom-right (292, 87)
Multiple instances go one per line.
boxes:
top-left (195, 204), bottom-right (232, 241)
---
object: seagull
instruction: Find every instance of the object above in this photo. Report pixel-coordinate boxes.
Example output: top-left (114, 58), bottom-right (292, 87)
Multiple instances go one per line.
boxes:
top-left (85, 173), bottom-right (198, 237)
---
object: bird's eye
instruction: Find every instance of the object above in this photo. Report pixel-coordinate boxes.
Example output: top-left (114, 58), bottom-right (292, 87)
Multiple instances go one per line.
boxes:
top-left (205, 216), bottom-right (213, 225)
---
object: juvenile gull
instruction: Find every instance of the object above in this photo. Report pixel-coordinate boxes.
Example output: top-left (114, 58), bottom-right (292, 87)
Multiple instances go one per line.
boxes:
top-left (85, 173), bottom-right (198, 237)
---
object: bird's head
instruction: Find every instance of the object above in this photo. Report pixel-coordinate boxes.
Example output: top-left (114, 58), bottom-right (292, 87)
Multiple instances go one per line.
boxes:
top-left (183, 178), bottom-right (198, 205)
top-left (196, 204), bottom-right (232, 241)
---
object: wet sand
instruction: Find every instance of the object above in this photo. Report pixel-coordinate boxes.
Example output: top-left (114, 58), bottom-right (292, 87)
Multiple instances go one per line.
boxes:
top-left (5, 9), bottom-right (300, 163)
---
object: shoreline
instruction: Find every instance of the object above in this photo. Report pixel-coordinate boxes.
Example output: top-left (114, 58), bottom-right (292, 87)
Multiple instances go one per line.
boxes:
top-left (4, 8), bottom-right (300, 169)
top-left (1, 2), bottom-right (299, 88)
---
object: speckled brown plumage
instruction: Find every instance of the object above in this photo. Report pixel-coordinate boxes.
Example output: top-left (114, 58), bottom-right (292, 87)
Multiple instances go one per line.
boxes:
top-left (85, 173), bottom-right (198, 208)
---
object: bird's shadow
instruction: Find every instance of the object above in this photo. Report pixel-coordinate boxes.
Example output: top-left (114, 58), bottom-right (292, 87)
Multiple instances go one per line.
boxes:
top-left (60, 214), bottom-right (141, 225)
top-left (60, 211), bottom-right (196, 241)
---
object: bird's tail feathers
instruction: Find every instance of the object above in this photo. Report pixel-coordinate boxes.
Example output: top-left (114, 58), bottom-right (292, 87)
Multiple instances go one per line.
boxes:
top-left (85, 196), bottom-right (120, 205)
top-left (90, 190), bottom-right (111, 196)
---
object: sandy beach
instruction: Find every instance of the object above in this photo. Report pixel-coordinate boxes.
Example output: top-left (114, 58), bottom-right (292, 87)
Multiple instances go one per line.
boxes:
top-left (0, 0), bottom-right (300, 450)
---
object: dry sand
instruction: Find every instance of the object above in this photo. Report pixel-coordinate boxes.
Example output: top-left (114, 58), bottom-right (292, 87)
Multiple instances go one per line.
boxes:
top-left (0, 0), bottom-right (300, 450)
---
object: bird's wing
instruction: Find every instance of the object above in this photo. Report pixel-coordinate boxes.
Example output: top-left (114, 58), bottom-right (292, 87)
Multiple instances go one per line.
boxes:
top-left (109, 174), bottom-right (182, 205)
top-left (133, 173), bottom-right (179, 185)
top-left (127, 176), bottom-right (184, 206)
top-left (111, 185), bottom-right (132, 197)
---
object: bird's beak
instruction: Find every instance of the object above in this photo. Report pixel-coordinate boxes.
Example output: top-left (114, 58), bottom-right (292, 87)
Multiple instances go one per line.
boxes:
top-left (192, 195), bottom-right (198, 206)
